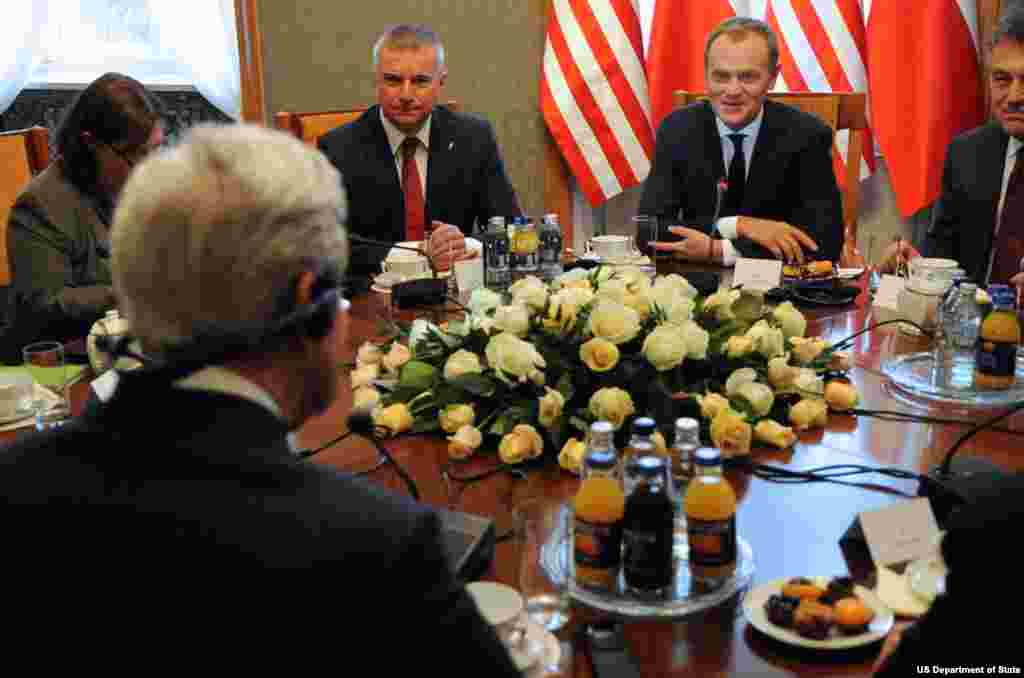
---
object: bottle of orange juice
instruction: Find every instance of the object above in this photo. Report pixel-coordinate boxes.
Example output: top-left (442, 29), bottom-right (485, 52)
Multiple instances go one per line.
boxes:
top-left (974, 284), bottom-right (1021, 390)
top-left (573, 421), bottom-right (625, 592)
top-left (683, 447), bottom-right (737, 588)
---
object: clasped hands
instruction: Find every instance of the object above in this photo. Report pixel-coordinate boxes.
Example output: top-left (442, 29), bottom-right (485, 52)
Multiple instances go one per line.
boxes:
top-left (427, 222), bottom-right (478, 271)
top-left (651, 217), bottom-right (819, 263)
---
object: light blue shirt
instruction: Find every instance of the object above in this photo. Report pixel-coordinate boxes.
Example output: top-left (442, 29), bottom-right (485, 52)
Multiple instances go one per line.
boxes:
top-left (713, 109), bottom-right (765, 265)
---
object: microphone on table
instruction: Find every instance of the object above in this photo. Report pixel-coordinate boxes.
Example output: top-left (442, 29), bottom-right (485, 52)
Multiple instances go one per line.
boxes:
top-left (345, 411), bottom-right (420, 501)
top-left (348, 234), bottom-right (447, 308)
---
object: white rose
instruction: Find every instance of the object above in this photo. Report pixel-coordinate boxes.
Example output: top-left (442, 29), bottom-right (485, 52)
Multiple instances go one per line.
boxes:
top-left (493, 304), bottom-right (532, 337)
top-left (448, 425), bottom-right (483, 460)
top-left (773, 301), bottom-right (807, 339)
top-left (356, 342), bottom-right (382, 366)
top-left (510, 276), bottom-right (549, 312)
top-left (642, 325), bottom-right (687, 371)
top-left (703, 289), bottom-right (741, 323)
top-left (587, 300), bottom-right (641, 345)
top-left (381, 343), bottom-right (412, 374)
top-left (409, 318), bottom-right (456, 355)
top-left (589, 387), bottom-right (636, 430)
top-left (538, 387), bottom-right (565, 428)
top-left (747, 320), bottom-right (786, 359)
top-left (652, 273), bottom-right (698, 301)
top-left (733, 289), bottom-right (765, 323)
top-left (439, 403), bottom-right (476, 434)
top-left (596, 278), bottom-right (629, 305)
top-left (680, 320), bottom-right (710, 359)
top-left (793, 368), bottom-right (825, 396)
top-left (352, 386), bottom-right (381, 413)
top-left (350, 363), bottom-right (379, 390)
top-left (443, 349), bottom-right (483, 381)
top-left (554, 267), bottom-right (591, 289)
top-left (468, 288), bottom-right (503, 317)
top-left (735, 381), bottom-right (775, 416)
top-left (767, 356), bottom-right (798, 389)
top-left (485, 332), bottom-right (546, 384)
top-left (725, 367), bottom-right (758, 397)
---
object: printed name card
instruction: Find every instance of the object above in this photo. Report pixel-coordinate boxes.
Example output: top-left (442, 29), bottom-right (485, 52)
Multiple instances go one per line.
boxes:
top-left (733, 258), bottom-right (782, 291)
top-left (859, 497), bottom-right (941, 567)
top-left (454, 257), bottom-right (484, 293)
top-left (874, 274), bottom-right (905, 310)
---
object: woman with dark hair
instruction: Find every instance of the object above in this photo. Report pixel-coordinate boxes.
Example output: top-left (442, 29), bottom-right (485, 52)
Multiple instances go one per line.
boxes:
top-left (2, 72), bottom-right (162, 363)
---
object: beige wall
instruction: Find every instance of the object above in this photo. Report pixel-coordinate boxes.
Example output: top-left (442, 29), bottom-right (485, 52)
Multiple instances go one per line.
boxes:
top-left (259, 0), bottom-right (549, 218)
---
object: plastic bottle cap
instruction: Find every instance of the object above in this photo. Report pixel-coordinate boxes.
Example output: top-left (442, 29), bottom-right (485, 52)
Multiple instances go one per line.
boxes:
top-left (585, 449), bottom-right (617, 470)
top-left (694, 447), bottom-right (722, 466)
top-left (626, 455), bottom-right (667, 477)
top-left (675, 417), bottom-right (699, 433)
top-left (632, 417), bottom-right (656, 436)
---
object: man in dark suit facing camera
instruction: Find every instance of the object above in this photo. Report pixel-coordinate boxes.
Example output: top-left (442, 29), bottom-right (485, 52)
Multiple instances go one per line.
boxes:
top-left (0, 123), bottom-right (521, 672)
top-left (318, 24), bottom-right (521, 281)
top-left (642, 17), bottom-right (844, 266)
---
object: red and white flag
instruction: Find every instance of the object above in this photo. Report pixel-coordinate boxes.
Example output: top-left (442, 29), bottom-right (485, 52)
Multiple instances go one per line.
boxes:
top-left (541, 0), bottom-right (655, 207)
top-left (646, 0), bottom-right (747, 131)
top-left (766, 0), bottom-right (876, 187)
top-left (867, 0), bottom-right (985, 217)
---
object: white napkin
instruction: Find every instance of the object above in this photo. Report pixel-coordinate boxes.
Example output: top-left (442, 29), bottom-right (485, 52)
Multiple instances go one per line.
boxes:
top-left (0, 382), bottom-right (62, 432)
top-left (874, 566), bottom-right (929, 618)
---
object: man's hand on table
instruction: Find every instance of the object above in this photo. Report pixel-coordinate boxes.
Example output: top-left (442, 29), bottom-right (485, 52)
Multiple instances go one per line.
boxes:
top-left (736, 217), bottom-right (818, 263)
top-left (877, 240), bottom-right (920, 274)
top-left (651, 226), bottom-right (722, 262)
top-left (428, 222), bottom-right (477, 271)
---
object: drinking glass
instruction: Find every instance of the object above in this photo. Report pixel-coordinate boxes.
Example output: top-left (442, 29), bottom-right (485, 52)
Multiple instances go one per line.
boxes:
top-left (22, 341), bottom-right (73, 430)
top-left (632, 215), bottom-right (660, 257)
top-left (514, 498), bottom-right (570, 632)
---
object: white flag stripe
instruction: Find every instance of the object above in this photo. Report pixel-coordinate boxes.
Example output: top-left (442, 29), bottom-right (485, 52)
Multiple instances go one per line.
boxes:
top-left (957, 0), bottom-right (979, 53)
top-left (729, 0), bottom-right (751, 13)
top-left (589, 1), bottom-right (653, 123)
top-left (543, 43), bottom-right (623, 198)
top-left (771, 0), bottom-right (831, 91)
top-left (810, 0), bottom-right (868, 90)
top-left (553, 0), bottom-right (651, 180)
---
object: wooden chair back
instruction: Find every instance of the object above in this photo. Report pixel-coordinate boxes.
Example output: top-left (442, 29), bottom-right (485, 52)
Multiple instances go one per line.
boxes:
top-left (0, 126), bottom-right (50, 286)
top-left (274, 101), bottom-right (460, 147)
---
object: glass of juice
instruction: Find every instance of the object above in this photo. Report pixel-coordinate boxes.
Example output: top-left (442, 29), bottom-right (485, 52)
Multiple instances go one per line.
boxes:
top-left (22, 341), bottom-right (73, 430)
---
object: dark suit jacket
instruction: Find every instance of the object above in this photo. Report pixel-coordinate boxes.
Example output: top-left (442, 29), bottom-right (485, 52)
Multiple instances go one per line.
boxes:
top-left (318, 105), bottom-right (521, 279)
top-left (0, 371), bottom-right (520, 672)
top-left (924, 122), bottom-right (1012, 285)
top-left (638, 99), bottom-right (844, 262)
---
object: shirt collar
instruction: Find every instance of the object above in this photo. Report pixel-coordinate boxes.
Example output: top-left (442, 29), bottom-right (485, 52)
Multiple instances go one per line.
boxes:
top-left (175, 365), bottom-right (284, 421)
top-left (715, 107), bottom-right (764, 142)
top-left (1008, 136), bottom-right (1023, 161)
top-left (380, 108), bottom-right (432, 158)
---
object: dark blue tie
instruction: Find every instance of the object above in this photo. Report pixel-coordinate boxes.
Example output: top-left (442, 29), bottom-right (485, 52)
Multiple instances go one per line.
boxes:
top-left (723, 133), bottom-right (746, 216)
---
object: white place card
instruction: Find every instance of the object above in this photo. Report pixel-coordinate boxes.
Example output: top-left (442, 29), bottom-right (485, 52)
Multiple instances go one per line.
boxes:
top-left (733, 257), bottom-right (782, 291)
top-left (859, 497), bottom-right (941, 567)
top-left (453, 256), bottom-right (484, 293)
top-left (874, 274), bottom-right (905, 310)
top-left (90, 369), bottom-right (120, 403)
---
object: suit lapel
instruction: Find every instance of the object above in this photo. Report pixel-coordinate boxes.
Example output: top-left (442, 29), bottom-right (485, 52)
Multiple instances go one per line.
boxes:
top-left (701, 101), bottom-right (726, 183)
top-left (980, 123), bottom-right (1010, 236)
top-left (365, 107), bottom-right (405, 242)
top-left (743, 101), bottom-right (781, 213)
top-left (425, 106), bottom-right (453, 225)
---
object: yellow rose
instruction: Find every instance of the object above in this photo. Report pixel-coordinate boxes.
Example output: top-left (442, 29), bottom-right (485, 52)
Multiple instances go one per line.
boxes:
top-left (767, 356), bottom-right (798, 390)
top-left (725, 335), bottom-right (755, 359)
top-left (754, 420), bottom-right (797, 449)
top-left (772, 301), bottom-right (807, 339)
top-left (642, 325), bottom-right (687, 371)
top-left (790, 337), bottom-right (829, 364)
top-left (789, 398), bottom-right (829, 430)
top-left (381, 343), bottom-right (412, 374)
top-left (558, 437), bottom-right (587, 474)
top-left (589, 387), bottom-right (636, 430)
top-left (350, 363), bottom-right (379, 390)
top-left (510, 276), bottom-right (549, 312)
top-left (356, 341), bottom-right (382, 366)
top-left (352, 386), bottom-right (381, 413)
top-left (829, 351), bottom-right (853, 371)
top-left (580, 337), bottom-right (620, 372)
top-left (443, 349), bottom-right (483, 381)
top-left (697, 392), bottom-right (731, 420)
top-left (439, 404), bottom-right (475, 434)
top-left (448, 425), bottom-right (483, 460)
top-left (538, 388), bottom-right (565, 428)
top-left (824, 381), bottom-right (860, 411)
top-left (587, 300), bottom-right (641, 345)
top-left (710, 409), bottom-right (752, 457)
top-left (735, 381), bottom-right (775, 416)
top-left (545, 287), bottom-right (594, 333)
top-left (493, 304), bottom-right (532, 337)
top-left (499, 424), bottom-right (545, 464)
top-left (652, 431), bottom-right (668, 456)
top-left (485, 332), bottom-right (546, 384)
top-left (373, 403), bottom-right (414, 437)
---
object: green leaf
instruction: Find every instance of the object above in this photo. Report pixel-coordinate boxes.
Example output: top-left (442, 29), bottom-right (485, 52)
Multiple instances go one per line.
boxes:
top-left (448, 373), bottom-right (497, 398)
top-left (412, 418), bottom-right (442, 434)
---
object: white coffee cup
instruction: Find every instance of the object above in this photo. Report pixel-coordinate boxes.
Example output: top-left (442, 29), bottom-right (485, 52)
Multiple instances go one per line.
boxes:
top-left (381, 255), bottom-right (431, 278)
top-left (586, 234), bottom-right (634, 260)
top-left (0, 372), bottom-right (34, 420)
top-left (466, 582), bottom-right (529, 653)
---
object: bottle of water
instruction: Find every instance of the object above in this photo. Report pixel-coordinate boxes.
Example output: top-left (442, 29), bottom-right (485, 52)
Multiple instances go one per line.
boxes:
top-left (538, 213), bottom-right (564, 281)
top-left (952, 282), bottom-right (981, 349)
top-left (483, 216), bottom-right (511, 291)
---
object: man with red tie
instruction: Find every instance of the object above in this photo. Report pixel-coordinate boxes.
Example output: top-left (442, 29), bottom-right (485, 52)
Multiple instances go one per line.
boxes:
top-left (319, 24), bottom-right (520, 281)
top-left (880, 8), bottom-right (1024, 290)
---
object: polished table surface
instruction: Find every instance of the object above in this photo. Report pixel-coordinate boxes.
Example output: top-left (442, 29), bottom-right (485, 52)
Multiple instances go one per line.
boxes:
top-left (8, 270), bottom-right (1023, 676)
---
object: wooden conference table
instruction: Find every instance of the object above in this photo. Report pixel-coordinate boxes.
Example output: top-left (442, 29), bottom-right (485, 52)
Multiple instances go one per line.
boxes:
top-left (8, 269), bottom-right (1022, 676)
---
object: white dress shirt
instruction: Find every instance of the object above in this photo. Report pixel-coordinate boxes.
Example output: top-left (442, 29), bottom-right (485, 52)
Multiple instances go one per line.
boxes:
top-left (713, 110), bottom-right (764, 266)
top-left (985, 136), bottom-right (1023, 283)
top-left (381, 109), bottom-right (431, 197)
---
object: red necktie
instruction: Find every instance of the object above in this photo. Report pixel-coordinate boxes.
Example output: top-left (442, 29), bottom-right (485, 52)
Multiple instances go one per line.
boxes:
top-left (402, 137), bottom-right (425, 242)
top-left (989, 152), bottom-right (1024, 285)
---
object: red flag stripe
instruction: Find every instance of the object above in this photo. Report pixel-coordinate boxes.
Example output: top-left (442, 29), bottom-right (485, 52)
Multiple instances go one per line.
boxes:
top-left (606, 0), bottom-right (645, 68)
top-left (789, 1), bottom-right (853, 92)
top-left (540, 76), bottom-right (606, 206)
top-left (767, 4), bottom-right (809, 91)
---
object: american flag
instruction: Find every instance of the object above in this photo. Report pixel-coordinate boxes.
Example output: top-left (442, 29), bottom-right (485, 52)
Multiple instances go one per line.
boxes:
top-left (541, 0), bottom-right (655, 207)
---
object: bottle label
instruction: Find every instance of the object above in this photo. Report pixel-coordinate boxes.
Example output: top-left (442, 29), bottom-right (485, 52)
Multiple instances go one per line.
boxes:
top-left (976, 339), bottom-right (1016, 377)
top-left (686, 516), bottom-right (736, 567)
top-left (574, 517), bottom-right (622, 570)
top-left (622, 525), bottom-right (673, 584)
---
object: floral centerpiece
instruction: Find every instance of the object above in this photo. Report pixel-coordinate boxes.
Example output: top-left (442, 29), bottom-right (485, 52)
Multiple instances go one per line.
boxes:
top-left (351, 266), bottom-right (859, 473)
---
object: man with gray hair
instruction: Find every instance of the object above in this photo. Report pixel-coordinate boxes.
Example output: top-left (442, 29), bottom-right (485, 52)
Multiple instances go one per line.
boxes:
top-left (0, 123), bottom-right (519, 670)
top-left (319, 24), bottom-right (520, 281)
top-left (642, 16), bottom-right (843, 265)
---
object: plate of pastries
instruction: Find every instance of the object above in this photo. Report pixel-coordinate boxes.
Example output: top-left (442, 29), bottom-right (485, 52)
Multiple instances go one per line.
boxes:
top-left (782, 261), bottom-right (837, 280)
top-left (743, 576), bottom-right (894, 649)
